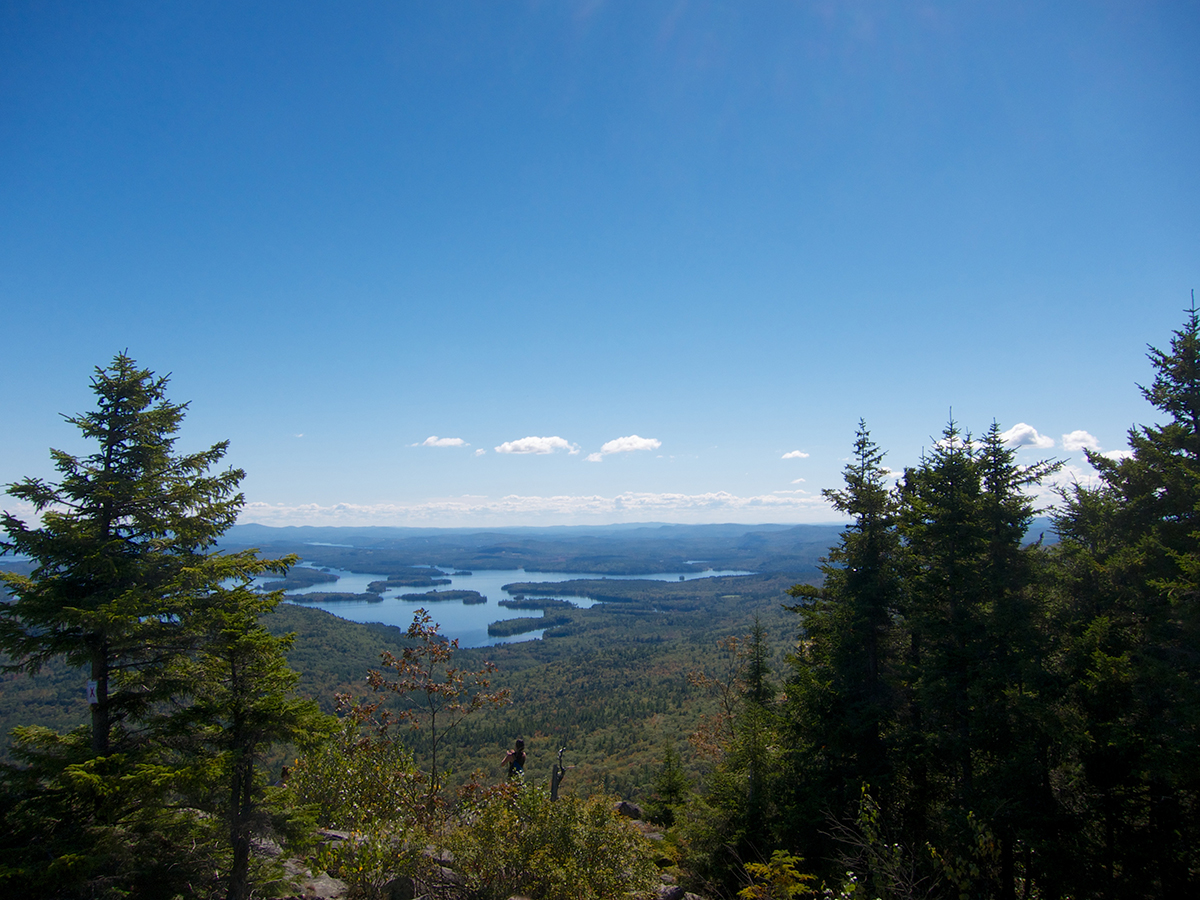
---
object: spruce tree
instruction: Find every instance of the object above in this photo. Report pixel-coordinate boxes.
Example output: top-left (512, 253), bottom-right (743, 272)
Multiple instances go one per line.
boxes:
top-left (0, 353), bottom-right (310, 898)
top-left (973, 422), bottom-right (1061, 899)
top-left (896, 420), bottom-right (1057, 896)
top-left (784, 421), bottom-right (904, 873)
top-left (175, 585), bottom-right (321, 900)
top-left (0, 354), bottom-right (273, 755)
top-left (1054, 302), bottom-right (1200, 896)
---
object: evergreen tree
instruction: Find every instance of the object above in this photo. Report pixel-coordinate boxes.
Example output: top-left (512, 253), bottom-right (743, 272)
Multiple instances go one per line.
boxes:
top-left (896, 420), bottom-right (1058, 897)
top-left (0, 354), bottom-right (267, 755)
top-left (745, 617), bottom-right (775, 708)
top-left (971, 423), bottom-right (1062, 899)
top-left (645, 741), bottom-right (690, 827)
top-left (0, 353), bottom-right (310, 898)
top-left (897, 419), bottom-right (986, 828)
top-left (682, 631), bottom-right (784, 896)
top-left (737, 619), bottom-right (778, 854)
top-left (1053, 303), bottom-right (1200, 897)
top-left (784, 421), bottom-right (904, 871)
top-left (174, 584), bottom-right (323, 900)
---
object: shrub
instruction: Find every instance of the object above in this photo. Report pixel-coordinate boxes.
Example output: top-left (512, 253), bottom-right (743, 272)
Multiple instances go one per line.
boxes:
top-left (288, 715), bottom-right (425, 832)
top-left (450, 779), bottom-right (658, 900)
top-left (738, 850), bottom-right (818, 900)
top-left (289, 716), bottom-right (430, 899)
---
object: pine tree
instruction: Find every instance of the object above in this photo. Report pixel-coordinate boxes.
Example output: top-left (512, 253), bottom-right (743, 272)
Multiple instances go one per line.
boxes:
top-left (785, 421), bottom-right (904, 855)
top-left (683, 630), bottom-right (784, 895)
top-left (1054, 302), bottom-right (1200, 896)
top-left (745, 617), bottom-right (775, 708)
top-left (896, 419), bottom-right (1057, 897)
top-left (645, 741), bottom-right (690, 827)
top-left (0, 354), bottom-right (273, 755)
top-left (0, 353), bottom-right (309, 898)
top-left (973, 422), bottom-right (1061, 899)
top-left (176, 584), bottom-right (322, 900)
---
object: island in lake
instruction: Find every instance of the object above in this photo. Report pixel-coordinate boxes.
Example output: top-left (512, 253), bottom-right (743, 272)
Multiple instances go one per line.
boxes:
top-left (286, 591), bottom-right (382, 604)
top-left (498, 597), bottom-right (577, 612)
top-left (487, 613), bottom-right (572, 637)
top-left (260, 568), bottom-right (340, 591)
top-left (366, 570), bottom-right (452, 592)
top-left (399, 589), bottom-right (487, 605)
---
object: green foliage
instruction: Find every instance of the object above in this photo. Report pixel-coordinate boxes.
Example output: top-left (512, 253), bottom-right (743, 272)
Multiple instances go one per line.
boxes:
top-left (680, 629), bottom-right (787, 896)
top-left (894, 420), bottom-right (1060, 859)
top-left (0, 354), bottom-right (275, 756)
top-left (1050, 301), bottom-right (1200, 896)
top-left (289, 711), bottom-right (425, 831)
top-left (398, 589), bottom-right (486, 603)
top-left (828, 786), bottom-right (923, 900)
top-left (644, 740), bottom-right (691, 827)
top-left (820, 786), bottom-right (1009, 900)
top-left (289, 706), bottom-right (432, 900)
top-left (767, 307), bottom-right (1200, 898)
top-left (778, 415), bottom-right (1062, 895)
top-left (486, 613), bottom-right (572, 636)
top-left (449, 779), bottom-right (658, 900)
top-left (0, 726), bottom-right (225, 899)
top-left (0, 354), bottom-right (317, 899)
top-left (173, 585), bottom-right (325, 900)
top-left (784, 422), bottom-right (905, 855)
top-left (738, 851), bottom-right (817, 900)
top-left (314, 828), bottom-right (425, 900)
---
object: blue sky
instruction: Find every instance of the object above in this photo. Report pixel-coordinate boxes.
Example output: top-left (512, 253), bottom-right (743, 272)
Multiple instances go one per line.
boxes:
top-left (2, 1), bottom-right (1198, 527)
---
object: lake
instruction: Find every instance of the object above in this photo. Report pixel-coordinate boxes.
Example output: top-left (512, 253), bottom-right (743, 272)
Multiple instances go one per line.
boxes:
top-left (276, 566), bottom-right (752, 648)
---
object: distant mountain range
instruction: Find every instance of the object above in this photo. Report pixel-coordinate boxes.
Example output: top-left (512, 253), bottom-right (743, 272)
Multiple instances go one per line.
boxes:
top-left (218, 518), bottom-right (1057, 577)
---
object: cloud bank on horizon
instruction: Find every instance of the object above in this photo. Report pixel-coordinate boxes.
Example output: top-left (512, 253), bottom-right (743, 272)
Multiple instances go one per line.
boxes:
top-left (239, 487), bottom-right (837, 528)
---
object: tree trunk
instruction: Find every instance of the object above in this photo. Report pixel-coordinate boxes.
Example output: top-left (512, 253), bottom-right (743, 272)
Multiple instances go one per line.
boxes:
top-left (90, 642), bottom-right (109, 755)
top-left (227, 755), bottom-right (253, 900)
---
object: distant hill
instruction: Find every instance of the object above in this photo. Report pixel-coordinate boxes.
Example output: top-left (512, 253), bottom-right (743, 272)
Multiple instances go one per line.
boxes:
top-left (221, 521), bottom-right (849, 576)
top-left (221, 518), bottom-right (1057, 575)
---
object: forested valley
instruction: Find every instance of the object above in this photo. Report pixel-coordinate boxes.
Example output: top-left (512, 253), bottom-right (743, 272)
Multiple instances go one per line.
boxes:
top-left (2, 309), bottom-right (1199, 900)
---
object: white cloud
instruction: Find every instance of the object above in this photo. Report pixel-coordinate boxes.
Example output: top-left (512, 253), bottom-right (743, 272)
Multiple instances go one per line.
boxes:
top-left (598, 434), bottom-right (661, 455)
top-left (587, 434), bottom-right (662, 461)
top-left (1102, 449), bottom-right (1133, 461)
top-left (1062, 430), bottom-right (1101, 452)
top-left (1001, 423), bottom-right (1054, 449)
top-left (239, 488), bottom-right (839, 528)
top-left (1050, 463), bottom-right (1103, 493)
top-left (294, 433), bottom-right (304, 438)
top-left (1, 498), bottom-right (48, 526)
top-left (782, 450), bottom-right (809, 459)
top-left (933, 435), bottom-right (974, 450)
top-left (791, 477), bottom-right (806, 484)
top-left (417, 436), bottom-right (468, 448)
top-left (494, 436), bottom-right (580, 455)
top-left (474, 448), bottom-right (486, 456)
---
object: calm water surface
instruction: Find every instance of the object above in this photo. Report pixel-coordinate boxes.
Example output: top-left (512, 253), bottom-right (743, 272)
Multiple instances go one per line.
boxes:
top-left (277, 566), bottom-right (752, 648)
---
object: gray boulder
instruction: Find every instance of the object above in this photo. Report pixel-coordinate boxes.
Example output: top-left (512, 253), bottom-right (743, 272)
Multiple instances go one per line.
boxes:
top-left (616, 799), bottom-right (644, 819)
